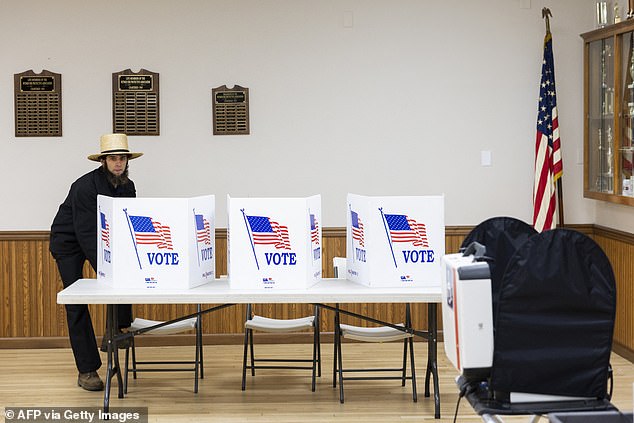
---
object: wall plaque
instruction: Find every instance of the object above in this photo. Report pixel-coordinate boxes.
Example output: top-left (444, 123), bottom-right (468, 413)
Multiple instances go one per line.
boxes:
top-left (14, 70), bottom-right (62, 137)
top-left (112, 68), bottom-right (159, 136)
top-left (212, 85), bottom-right (249, 135)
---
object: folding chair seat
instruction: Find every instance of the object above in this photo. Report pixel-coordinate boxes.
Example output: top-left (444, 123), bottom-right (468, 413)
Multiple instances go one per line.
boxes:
top-left (242, 304), bottom-right (321, 391)
top-left (123, 305), bottom-right (204, 394)
top-left (331, 257), bottom-right (417, 403)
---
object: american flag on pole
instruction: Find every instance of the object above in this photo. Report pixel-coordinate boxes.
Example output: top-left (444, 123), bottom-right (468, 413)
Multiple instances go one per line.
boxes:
top-left (129, 215), bottom-right (174, 250)
top-left (246, 215), bottom-right (291, 250)
top-left (310, 214), bottom-right (319, 245)
top-left (100, 212), bottom-right (110, 248)
top-left (195, 214), bottom-right (212, 245)
top-left (350, 210), bottom-right (365, 247)
top-left (384, 214), bottom-right (429, 247)
top-left (533, 30), bottom-right (563, 232)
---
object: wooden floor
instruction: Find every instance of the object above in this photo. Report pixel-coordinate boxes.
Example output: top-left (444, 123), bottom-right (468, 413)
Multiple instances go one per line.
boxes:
top-left (0, 342), bottom-right (633, 422)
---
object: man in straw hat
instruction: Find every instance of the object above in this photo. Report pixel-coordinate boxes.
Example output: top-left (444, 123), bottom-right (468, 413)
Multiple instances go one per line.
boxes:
top-left (50, 133), bottom-right (143, 391)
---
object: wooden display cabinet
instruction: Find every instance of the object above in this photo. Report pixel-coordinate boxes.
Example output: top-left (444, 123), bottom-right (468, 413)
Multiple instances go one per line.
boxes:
top-left (582, 20), bottom-right (634, 205)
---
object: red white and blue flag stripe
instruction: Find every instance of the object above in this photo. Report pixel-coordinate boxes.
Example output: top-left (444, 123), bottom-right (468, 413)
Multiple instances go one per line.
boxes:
top-left (129, 215), bottom-right (174, 250)
top-left (533, 31), bottom-right (562, 232)
top-left (310, 214), bottom-right (319, 245)
top-left (384, 214), bottom-right (429, 248)
top-left (100, 212), bottom-right (110, 248)
top-left (350, 210), bottom-right (364, 247)
top-left (246, 215), bottom-right (291, 250)
top-left (195, 214), bottom-right (212, 245)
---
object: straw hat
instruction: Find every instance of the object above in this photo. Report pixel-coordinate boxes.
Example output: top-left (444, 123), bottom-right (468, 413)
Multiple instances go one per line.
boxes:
top-left (87, 133), bottom-right (143, 161)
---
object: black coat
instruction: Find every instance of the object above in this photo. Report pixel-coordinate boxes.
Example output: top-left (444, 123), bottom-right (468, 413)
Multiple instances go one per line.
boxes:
top-left (50, 166), bottom-right (136, 269)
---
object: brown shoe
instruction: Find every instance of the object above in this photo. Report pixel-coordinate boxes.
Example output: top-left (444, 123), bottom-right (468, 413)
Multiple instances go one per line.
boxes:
top-left (78, 371), bottom-right (104, 391)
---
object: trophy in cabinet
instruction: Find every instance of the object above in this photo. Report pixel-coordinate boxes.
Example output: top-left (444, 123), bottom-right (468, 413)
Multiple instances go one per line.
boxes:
top-left (596, 127), bottom-right (615, 193)
top-left (606, 126), bottom-right (614, 178)
top-left (597, 1), bottom-right (608, 27)
top-left (602, 45), bottom-right (614, 114)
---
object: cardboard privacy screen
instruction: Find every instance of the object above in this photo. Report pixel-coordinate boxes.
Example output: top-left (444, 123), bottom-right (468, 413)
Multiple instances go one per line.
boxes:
top-left (346, 194), bottom-right (444, 287)
top-left (227, 195), bottom-right (322, 289)
top-left (97, 195), bottom-right (215, 289)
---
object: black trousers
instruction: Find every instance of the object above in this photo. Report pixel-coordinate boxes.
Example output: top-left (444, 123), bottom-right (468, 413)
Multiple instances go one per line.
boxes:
top-left (55, 253), bottom-right (132, 373)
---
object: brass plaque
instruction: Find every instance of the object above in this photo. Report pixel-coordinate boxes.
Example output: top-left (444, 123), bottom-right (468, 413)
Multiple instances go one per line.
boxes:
top-left (112, 69), bottom-right (159, 136)
top-left (14, 70), bottom-right (62, 137)
top-left (118, 74), bottom-right (153, 91)
top-left (212, 85), bottom-right (249, 135)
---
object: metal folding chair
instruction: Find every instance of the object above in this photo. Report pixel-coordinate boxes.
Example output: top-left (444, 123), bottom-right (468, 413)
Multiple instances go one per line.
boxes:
top-left (123, 304), bottom-right (204, 394)
top-left (331, 257), bottom-right (417, 403)
top-left (242, 304), bottom-right (321, 391)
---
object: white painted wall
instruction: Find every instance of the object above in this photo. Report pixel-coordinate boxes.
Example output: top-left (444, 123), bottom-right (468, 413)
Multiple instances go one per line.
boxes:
top-left (1, 0), bottom-right (629, 232)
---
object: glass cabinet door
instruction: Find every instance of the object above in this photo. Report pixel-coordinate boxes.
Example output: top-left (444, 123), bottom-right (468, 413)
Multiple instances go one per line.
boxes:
top-left (588, 38), bottom-right (615, 194)
top-left (621, 32), bottom-right (634, 197)
top-left (583, 22), bottom-right (634, 205)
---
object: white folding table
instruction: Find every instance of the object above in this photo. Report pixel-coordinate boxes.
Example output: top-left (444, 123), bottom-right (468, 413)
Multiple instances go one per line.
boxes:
top-left (57, 278), bottom-right (442, 418)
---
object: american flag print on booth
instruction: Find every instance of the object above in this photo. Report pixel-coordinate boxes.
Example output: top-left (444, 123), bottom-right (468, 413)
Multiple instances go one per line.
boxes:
top-left (384, 214), bottom-right (429, 248)
top-left (195, 214), bottom-right (212, 245)
top-left (246, 215), bottom-right (291, 250)
top-left (100, 212), bottom-right (110, 248)
top-left (129, 215), bottom-right (174, 250)
top-left (533, 30), bottom-right (563, 232)
top-left (351, 209), bottom-right (365, 247)
top-left (310, 214), bottom-right (319, 245)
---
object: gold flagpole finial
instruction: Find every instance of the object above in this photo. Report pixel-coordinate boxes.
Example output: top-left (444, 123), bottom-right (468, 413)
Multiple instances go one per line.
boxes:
top-left (542, 7), bottom-right (552, 33)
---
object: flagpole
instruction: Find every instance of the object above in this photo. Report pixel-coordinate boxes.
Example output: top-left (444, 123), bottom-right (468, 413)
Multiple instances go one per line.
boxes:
top-left (241, 208), bottom-right (260, 270)
top-left (123, 208), bottom-right (143, 270)
top-left (349, 204), bottom-right (355, 263)
top-left (99, 206), bottom-right (103, 266)
top-left (542, 7), bottom-right (565, 228)
top-left (542, 7), bottom-right (551, 33)
top-left (193, 208), bottom-right (201, 266)
top-left (378, 207), bottom-right (398, 268)
top-left (557, 180), bottom-right (565, 227)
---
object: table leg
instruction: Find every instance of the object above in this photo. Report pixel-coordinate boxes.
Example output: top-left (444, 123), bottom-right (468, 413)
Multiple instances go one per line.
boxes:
top-left (103, 304), bottom-right (124, 413)
top-left (112, 305), bottom-right (124, 399)
top-left (426, 303), bottom-right (440, 419)
top-left (103, 304), bottom-right (114, 412)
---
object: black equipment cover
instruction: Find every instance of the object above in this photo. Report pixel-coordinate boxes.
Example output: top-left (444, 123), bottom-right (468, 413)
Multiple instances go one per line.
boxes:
top-left (461, 216), bottom-right (537, 321)
top-left (491, 229), bottom-right (616, 398)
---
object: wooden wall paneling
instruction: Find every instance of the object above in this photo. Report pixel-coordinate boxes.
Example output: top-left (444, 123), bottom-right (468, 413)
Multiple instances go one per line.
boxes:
top-left (593, 227), bottom-right (634, 353)
top-left (0, 240), bottom-right (10, 336)
top-left (12, 240), bottom-right (24, 337)
top-left (25, 241), bottom-right (36, 336)
top-left (2, 229), bottom-right (467, 341)
top-left (5, 239), bottom-right (15, 336)
top-left (215, 235), bottom-right (227, 276)
top-left (38, 240), bottom-right (49, 336)
top-left (33, 240), bottom-right (48, 336)
top-left (4, 225), bottom-right (634, 362)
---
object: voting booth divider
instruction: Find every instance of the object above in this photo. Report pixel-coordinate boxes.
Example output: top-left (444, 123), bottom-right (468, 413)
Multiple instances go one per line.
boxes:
top-left (97, 195), bottom-right (215, 290)
top-left (227, 195), bottom-right (322, 290)
top-left (345, 194), bottom-right (445, 288)
top-left (95, 193), bottom-right (447, 290)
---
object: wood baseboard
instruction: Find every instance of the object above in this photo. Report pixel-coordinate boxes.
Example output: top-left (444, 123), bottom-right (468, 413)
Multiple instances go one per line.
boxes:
top-left (0, 333), bottom-right (330, 349)
top-left (612, 341), bottom-right (634, 363)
